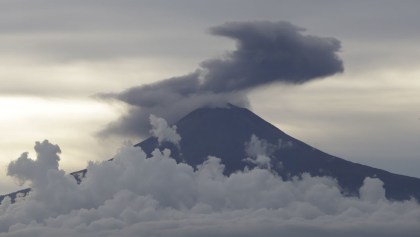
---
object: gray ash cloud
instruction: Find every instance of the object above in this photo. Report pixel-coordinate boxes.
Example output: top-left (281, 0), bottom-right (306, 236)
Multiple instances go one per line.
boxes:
top-left (99, 21), bottom-right (343, 138)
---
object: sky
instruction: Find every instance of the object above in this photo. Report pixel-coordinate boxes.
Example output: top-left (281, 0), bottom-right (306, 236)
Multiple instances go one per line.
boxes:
top-left (1, 0), bottom-right (420, 195)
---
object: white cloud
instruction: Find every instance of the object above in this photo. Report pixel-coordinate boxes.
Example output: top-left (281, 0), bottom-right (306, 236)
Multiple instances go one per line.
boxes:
top-left (7, 140), bottom-right (62, 186)
top-left (243, 134), bottom-right (274, 169)
top-left (243, 134), bottom-right (292, 169)
top-left (359, 177), bottom-right (386, 202)
top-left (0, 139), bottom-right (419, 236)
top-left (149, 114), bottom-right (181, 146)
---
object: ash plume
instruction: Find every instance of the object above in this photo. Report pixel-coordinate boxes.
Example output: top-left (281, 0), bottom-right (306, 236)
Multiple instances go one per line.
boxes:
top-left (99, 21), bottom-right (343, 138)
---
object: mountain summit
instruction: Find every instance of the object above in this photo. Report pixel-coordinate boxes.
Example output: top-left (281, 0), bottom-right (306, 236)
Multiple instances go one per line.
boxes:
top-left (136, 104), bottom-right (420, 201)
top-left (2, 104), bottom-right (420, 203)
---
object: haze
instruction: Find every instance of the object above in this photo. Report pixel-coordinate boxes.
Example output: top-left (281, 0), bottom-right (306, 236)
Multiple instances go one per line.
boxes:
top-left (1, 0), bottom-right (419, 195)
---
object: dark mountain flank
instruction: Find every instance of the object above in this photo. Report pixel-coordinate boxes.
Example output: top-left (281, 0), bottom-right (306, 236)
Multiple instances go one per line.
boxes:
top-left (2, 104), bottom-right (419, 202)
top-left (136, 104), bottom-right (420, 201)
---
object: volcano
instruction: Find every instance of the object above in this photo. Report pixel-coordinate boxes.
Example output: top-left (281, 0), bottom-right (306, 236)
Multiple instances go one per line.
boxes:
top-left (136, 104), bottom-right (420, 201)
top-left (2, 104), bottom-right (420, 202)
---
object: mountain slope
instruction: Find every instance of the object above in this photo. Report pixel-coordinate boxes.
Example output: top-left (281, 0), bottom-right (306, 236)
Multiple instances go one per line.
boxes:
top-left (136, 104), bottom-right (420, 201)
top-left (2, 104), bottom-right (419, 203)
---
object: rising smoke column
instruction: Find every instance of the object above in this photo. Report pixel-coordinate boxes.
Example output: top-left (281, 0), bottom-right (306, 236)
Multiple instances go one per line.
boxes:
top-left (99, 21), bottom-right (344, 138)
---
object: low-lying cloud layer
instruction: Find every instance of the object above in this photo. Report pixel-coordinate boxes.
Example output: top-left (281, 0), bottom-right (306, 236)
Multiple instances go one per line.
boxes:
top-left (99, 21), bottom-right (343, 137)
top-left (1, 137), bottom-right (419, 237)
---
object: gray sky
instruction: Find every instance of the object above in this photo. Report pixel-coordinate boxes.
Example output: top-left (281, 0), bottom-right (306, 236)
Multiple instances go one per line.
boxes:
top-left (1, 0), bottom-right (420, 193)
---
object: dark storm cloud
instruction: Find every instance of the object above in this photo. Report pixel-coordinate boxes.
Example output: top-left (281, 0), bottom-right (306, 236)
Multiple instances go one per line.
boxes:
top-left (202, 21), bottom-right (343, 91)
top-left (99, 21), bottom-right (343, 137)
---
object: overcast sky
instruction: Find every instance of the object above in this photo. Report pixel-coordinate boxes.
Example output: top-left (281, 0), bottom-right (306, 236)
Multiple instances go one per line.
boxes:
top-left (1, 0), bottom-right (420, 194)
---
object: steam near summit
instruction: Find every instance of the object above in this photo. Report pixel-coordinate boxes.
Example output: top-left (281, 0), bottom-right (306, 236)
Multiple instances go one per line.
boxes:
top-left (1, 105), bottom-right (420, 237)
top-left (1, 15), bottom-right (419, 237)
top-left (99, 21), bottom-right (343, 138)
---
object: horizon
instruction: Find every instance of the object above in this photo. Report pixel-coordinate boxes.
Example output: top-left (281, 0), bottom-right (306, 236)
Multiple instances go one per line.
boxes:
top-left (1, 1), bottom-right (420, 236)
top-left (1, 105), bottom-right (420, 236)
top-left (2, 1), bottom-right (420, 193)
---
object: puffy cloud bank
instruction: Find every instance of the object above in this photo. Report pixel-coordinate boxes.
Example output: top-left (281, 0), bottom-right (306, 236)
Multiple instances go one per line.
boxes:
top-left (99, 21), bottom-right (344, 137)
top-left (1, 140), bottom-right (419, 237)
